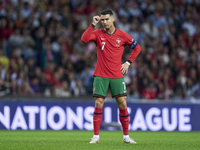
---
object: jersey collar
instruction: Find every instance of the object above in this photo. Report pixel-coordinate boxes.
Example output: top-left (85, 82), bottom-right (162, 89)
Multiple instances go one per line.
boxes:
top-left (103, 28), bottom-right (116, 35)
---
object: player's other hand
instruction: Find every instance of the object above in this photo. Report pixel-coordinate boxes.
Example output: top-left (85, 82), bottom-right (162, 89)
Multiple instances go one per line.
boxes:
top-left (121, 63), bottom-right (130, 75)
top-left (92, 16), bottom-right (101, 26)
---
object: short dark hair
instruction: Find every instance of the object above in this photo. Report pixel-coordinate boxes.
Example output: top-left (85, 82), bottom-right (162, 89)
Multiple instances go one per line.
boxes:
top-left (101, 10), bottom-right (113, 16)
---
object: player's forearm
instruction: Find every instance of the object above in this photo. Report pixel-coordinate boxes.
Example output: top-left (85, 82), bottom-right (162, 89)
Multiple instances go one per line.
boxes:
top-left (81, 24), bottom-right (95, 43)
top-left (127, 44), bottom-right (141, 63)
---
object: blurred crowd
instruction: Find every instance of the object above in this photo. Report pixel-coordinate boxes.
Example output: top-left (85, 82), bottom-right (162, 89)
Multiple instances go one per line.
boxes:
top-left (0, 0), bottom-right (200, 102)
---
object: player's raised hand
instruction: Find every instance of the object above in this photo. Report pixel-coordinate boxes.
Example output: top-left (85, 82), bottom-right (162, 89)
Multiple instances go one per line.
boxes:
top-left (92, 16), bottom-right (101, 26)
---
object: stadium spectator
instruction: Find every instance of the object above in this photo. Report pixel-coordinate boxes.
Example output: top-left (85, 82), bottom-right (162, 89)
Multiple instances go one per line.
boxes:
top-left (142, 82), bottom-right (157, 100)
top-left (43, 62), bottom-right (56, 85)
top-left (128, 84), bottom-right (140, 101)
top-left (44, 84), bottom-right (56, 97)
top-left (72, 79), bottom-right (86, 97)
top-left (17, 56), bottom-right (28, 76)
top-left (0, 78), bottom-right (7, 96)
top-left (21, 28), bottom-right (35, 48)
top-left (68, 71), bottom-right (76, 92)
top-left (4, 72), bottom-right (11, 90)
top-left (38, 74), bottom-right (48, 94)
top-left (21, 2), bottom-right (32, 19)
top-left (156, 82), bottom-right (165, 100)
top-left (8, 28), bottom-right (23, 51)
top-left (80, 66), bottom-right (92, 88)
top-left (116, 16), bottom-right (130, 32)
top-left (173, 76), bottom-right (185, 100)
top-left (192, 81), bottom-right (200, 101)
top-left (40, 42), bottom-right (57, 70)
top-left (56, 80), bottom-right (71, 97)
top-left (18, 79), bottom-right (33, 95)
top-left (27, 57), bottom-right (36, 78)
top-left (29, 76), bottom-right (39, 93)
top-left (128, 2), bottom-right (143, 18)
top-left (10, 78), bottom-right (18, 95)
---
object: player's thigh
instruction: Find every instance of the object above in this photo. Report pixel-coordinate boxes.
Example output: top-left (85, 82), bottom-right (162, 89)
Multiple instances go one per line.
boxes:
top-left (109, 78), bottom-right (127, 98)
top-left (93, 76), bottom-right (109, 98)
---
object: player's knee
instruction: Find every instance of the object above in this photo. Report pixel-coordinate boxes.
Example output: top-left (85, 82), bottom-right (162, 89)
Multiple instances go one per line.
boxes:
top-left (94, 98), bottom-right (104, 108)
top-left (119, 101), bottom-right (127, 109)
top-left (117, 97), bottom-right (127, 109)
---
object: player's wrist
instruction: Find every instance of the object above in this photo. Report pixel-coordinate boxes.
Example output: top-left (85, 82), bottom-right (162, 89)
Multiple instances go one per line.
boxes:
top-left (125, 60), bottom-right (131, 66)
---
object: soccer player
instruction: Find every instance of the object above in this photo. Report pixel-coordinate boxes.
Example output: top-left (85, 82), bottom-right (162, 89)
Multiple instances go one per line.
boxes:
top-left (81, 9), bottom-right (141, 144)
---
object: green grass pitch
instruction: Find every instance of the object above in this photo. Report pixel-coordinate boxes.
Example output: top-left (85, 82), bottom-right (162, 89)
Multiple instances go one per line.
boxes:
top-left (0, 130), bottom-right (199, 150)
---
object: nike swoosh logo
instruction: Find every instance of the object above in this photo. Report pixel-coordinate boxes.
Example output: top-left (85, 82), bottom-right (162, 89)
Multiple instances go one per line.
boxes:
top-left (94, 119), bottom-right (100, 121)
top-left (101, 38), bottom-right (106, 40)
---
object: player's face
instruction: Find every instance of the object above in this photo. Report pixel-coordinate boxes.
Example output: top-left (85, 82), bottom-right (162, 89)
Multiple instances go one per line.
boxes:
top-left (100, 14), bottom-right (115, 29)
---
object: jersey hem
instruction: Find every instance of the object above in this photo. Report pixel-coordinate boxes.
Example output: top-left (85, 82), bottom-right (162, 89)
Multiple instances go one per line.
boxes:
top-left (93, 75), bottom-right (124, 79)
top-left (112, 93), bottom-right (127, 98)
top-left (93, 94), bottom-right (106, 99)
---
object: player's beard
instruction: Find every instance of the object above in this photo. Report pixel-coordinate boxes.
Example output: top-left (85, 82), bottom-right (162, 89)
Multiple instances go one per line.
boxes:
top-left (103, 24), bottom-right (108, 28)
top-left (104, 24), bottom-right (112, 30)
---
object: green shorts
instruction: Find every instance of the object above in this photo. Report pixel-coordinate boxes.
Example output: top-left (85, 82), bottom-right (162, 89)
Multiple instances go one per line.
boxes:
top-left (93, 76), bottom-right (127, 98)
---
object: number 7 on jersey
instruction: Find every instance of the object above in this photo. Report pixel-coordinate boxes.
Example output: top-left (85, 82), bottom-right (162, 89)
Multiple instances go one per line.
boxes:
top-left (101, 42), bottom-right (105, 50)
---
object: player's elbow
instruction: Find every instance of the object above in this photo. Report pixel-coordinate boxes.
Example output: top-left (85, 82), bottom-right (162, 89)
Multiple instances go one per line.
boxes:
top-left (81, 35), bottom-right (87, 43)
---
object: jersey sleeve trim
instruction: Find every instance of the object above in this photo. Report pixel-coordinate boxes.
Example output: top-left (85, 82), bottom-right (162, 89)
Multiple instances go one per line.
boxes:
top-left (126, 60), bottom-right (132, 64)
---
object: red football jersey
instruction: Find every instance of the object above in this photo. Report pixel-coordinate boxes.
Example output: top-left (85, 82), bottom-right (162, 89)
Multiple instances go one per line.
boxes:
top-left (81, 25), bottom-right (140, 78)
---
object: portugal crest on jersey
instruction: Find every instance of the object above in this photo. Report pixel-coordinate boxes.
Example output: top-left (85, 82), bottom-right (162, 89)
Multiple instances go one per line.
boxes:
top-left (116, 38), bottom-right (121, 47)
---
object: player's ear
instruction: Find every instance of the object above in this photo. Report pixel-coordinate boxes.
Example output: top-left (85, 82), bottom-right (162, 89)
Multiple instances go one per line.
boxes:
top-left (112, 16), bottom-right (115, 22)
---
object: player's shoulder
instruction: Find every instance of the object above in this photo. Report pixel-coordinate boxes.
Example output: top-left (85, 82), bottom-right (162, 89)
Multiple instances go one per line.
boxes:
top-left (116, 28), bottom-right (130, 38)
top-left (116, 28), bottom-right (129, 35)
top-left (93, 28), bottom-right (104, 33)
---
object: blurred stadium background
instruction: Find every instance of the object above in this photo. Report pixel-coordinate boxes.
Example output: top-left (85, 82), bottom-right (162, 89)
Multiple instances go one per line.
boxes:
top-left (0, 0), bottom-right (200, 132)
